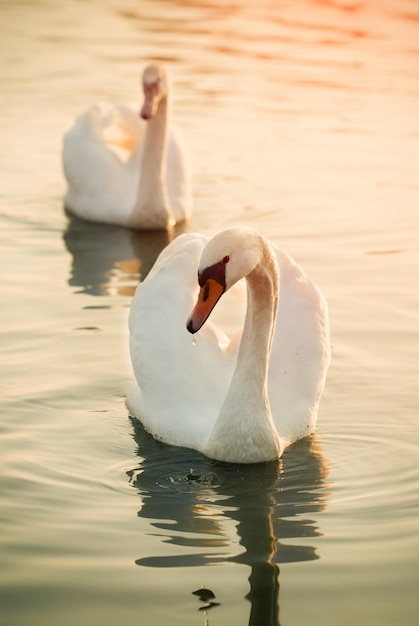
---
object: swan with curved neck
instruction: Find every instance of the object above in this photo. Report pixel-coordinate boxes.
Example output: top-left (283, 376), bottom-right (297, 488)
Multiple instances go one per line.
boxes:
top-left (63, 64), bottom-right (192, 230)
top-left (127, 228), bottom-right (330, 464)
top-left (187, 229), bottom-right (282, 462)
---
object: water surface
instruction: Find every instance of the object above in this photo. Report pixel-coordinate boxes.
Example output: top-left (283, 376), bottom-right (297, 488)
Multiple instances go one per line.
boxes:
top-left (1, 1), bottom-right (418, 625)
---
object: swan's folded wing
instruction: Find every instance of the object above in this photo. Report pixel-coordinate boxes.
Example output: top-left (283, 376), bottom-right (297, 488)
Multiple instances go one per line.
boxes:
top-left (128, 233), bottom-right (235, 450)
top-left (63, 104), bottom-right (139, 222)
top-left (268, 248), bottom-right (331, 444)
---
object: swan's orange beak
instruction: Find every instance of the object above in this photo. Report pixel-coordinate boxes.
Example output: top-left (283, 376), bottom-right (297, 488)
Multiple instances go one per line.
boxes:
top-left (186, 279), bottom-right (224, 334)
top-left (140, 93), bottom-right (158, 120)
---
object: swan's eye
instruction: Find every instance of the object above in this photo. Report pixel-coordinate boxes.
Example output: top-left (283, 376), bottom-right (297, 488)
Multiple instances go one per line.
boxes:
top-left (222, 256), bottom-right (230, 264)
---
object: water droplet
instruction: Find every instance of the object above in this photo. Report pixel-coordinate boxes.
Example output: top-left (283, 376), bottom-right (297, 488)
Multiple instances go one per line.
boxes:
top-left (192, 336), bottom-right (197, 346)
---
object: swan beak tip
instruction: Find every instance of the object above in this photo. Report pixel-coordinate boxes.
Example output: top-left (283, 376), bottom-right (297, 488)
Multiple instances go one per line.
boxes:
top-left (139, 105), bottom-right (151, 120)
top-left (186, 319), bottom-right (197, 334)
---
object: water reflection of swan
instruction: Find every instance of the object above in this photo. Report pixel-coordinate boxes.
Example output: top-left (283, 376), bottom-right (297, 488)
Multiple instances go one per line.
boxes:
top-left (128, 420), bottom-right (330, 626)
top-left (63, 64), bottom-right (192, 230)
top-left (63, 214), bottom-right (186, 297)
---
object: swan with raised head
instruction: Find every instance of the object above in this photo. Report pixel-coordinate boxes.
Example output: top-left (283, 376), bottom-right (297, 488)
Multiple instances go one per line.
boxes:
top-left (127, 228), bottom-right (330, 463)
top-left (62, 64), bottom-right (192, 230)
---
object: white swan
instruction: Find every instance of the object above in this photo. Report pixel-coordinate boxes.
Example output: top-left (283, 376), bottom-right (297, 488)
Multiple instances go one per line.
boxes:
top-left (62, 64), bottom-right (192, 230)
top-left (127, 228), bottom-right (330, 463)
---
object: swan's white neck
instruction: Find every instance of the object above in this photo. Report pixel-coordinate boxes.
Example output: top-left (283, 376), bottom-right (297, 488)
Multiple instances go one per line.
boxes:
top-left (127, 97), bottom-right (173, 229)
top-left (203, 240), bottom-right (283, 463)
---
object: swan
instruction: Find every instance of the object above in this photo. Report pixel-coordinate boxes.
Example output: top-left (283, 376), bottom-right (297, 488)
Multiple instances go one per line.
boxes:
top-left (62, 64), bottom-right (192, 229)
top-left (127, 228), bottom-right (330, 463)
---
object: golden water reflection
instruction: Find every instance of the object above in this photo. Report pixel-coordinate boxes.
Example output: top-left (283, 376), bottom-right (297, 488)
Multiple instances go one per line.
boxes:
top-left (63, 214), bottom-right (188, 297)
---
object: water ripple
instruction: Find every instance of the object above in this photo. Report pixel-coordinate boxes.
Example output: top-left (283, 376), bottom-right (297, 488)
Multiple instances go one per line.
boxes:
top-left (126, 420), bottom-right (331, 568)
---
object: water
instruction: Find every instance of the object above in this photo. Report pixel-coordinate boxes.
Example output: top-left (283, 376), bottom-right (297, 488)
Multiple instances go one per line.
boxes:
top-left (1, 0), bottom-right (418, 624)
